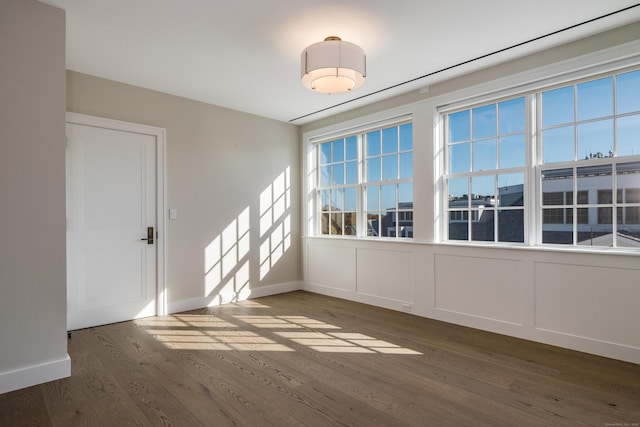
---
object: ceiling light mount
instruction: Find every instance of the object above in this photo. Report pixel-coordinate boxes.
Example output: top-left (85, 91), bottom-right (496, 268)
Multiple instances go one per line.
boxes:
top-left (301, 36), bottom-right (366, 94)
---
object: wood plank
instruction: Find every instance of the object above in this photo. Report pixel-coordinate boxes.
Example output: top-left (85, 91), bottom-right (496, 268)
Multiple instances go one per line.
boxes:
top-left (1, 291), bottom-right (639, 426)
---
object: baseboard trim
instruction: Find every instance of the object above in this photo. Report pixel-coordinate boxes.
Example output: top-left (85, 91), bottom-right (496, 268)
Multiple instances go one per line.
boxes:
top-left (0, 354), bottom-right (71, 394)
top-left (167, 281), bottom-right (304, 314)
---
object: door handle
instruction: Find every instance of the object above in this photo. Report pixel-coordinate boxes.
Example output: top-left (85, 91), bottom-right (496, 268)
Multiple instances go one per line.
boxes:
top-left (140, 227), bottom-right (154, 244)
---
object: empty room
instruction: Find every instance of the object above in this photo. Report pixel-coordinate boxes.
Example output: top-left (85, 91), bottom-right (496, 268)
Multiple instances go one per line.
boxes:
top-left (1, 1), bottom-right (639, 425)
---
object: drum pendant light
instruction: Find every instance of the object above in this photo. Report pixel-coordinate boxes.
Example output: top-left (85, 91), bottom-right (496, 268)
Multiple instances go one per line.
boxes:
top-left (301, 36), bottom-right (366, 94)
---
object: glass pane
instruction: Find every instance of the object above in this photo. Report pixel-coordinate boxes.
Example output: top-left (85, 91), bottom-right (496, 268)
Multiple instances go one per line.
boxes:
top-left (498, 173), bottom-right (524, 207)
top-left (382, 127), bottom-right (398, 154)
top-left (616, 114), bottom-right (640, 157)
top-left (577, 207), bottom-right (589, 224)
top-left (320, 165), bottom-right (331, 187)
top-left (381, 184), bottom-right (396, 210)
top-left (332, 163), bottom-right (344, 185)
top-left (622, 206), bottom-right (640, 224)
top-left (542, 86), bottom-right (574, 127)
top-left (381, 211), bottom-right (395, 237)
top-left (542, 169), bottom-right (574, 208)
top-left (400, 123), bottom-right (412, 151)
top-left (577, 165), bottom-right (611, 204)
top-left (472, 175), bottom-right (495, 203)
top-left (382, 154), bottom-right (398, 180)
top-left (367, 157), bottom-right (381, 182)
top-left (344, 187), bottom-right (356, 211)
top-left (473, 139), bottom-right (497, 171)
top-left (598, 189), bottom-right (613, 204)
top-left (320, 190), bottom-right (330, 210)
top-left (449, 110), bottom-right (470, 142)
top-left (577, 119), bottom-right (613, 160)
top-left (329, 213), bottom-right (343, 235)
top-left (398, 182), bottom-right (412, 205)
top-left (397, 211), bottom-right (413, 238)
top-left (400, 152), bottom-right (412, 179)
top-left (543, 126), bottom-right (574, 163)
top-left (617, 70), bottom-right (640, 114)
top-left (366, 213), bottom-right (381, 237)
top-left (331, 188), bottom-right (343, 210)
top-left (625, 188), bottom-right (640, 203)
top-left (345, 161), bottom-right (357, 184)
top-left (471, 209), bottom-right (494, 242)
top-left (498, 209), bottom-right (524, 242)
top-left (449, 214), bottom-right (468, 241)
top-left (542, 228), bottom-right (573, 244)
top-left (498, 97), bottom-right (525, 134)
top-left (618, 208), bottom-right (640, 246)
top-left (472, 104), bottom-right (496, 139)
top-left (543, 192), bottom-right (564, 206)
top-left (543, 208), bottom-right (564, 224)
top-left (597, 206), bottom-right (612, 224)
top-left (367, 185), bottom-right (379, 211)
top-left (320, 142), bottom-right (331, 165)
top-left (450, 142), bottom-right (470, 173)
top-left (448, 178), bottom-right (469, 208)
top-left (367, 131), bottom-right (381, 156)
top-left (499, 134), bottom-right (525, 168)
top-left (618, 162), bottom-right (640, 205)
top-left (575, 191), bottom-right (588, 205)
top-left (343, 212), bottom-right (356, 236)
top-left (577, 77), bottom-right (613, 121)
top-left (577, 219), bottom-right (612, 246)
top-left (332, 139), bottom-right (344, 162)
top-left (345, 136), bottom-right (357, 160)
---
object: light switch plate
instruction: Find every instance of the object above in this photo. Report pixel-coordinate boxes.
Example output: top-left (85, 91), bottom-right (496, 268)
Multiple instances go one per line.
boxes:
top-left (169, 208), bottom-right (177, 220)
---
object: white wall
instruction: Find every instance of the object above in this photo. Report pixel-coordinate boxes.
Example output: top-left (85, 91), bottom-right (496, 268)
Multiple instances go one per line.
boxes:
top-left (302, 22), bottom-right (640, 364)
top-left (67, 72), bottom-right (303, 314)
top-left (0, 0), bottom-right (70, 393)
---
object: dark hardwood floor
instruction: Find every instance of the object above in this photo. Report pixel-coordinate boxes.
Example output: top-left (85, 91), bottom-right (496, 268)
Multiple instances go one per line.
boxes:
top-left (1, 291), bottom-right (639, 426)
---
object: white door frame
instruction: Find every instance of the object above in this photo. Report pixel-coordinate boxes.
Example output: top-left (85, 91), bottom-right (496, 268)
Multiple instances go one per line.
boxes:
top-left (66, 112), bottom-right (167, 317)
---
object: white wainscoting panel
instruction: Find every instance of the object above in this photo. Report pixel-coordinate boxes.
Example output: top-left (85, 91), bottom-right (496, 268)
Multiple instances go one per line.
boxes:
top-left (434, 254), bottom-right (524, 325)
top-left (534, 262), bottom-right (640, 350)
top-left (356, 248), bottom-right (413, 302)
top-left (306, 243), bottom-right (356, 292)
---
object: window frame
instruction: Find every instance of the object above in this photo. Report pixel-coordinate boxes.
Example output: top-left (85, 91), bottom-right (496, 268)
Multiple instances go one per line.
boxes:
top-left (310, 117), bottom-right (414, 240)
top-left (440, 65), bottom-right (640, 249)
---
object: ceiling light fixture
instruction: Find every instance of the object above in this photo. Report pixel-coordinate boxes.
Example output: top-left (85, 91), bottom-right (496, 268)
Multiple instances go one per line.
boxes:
top-left (301, 36), bottom-right (366, 94)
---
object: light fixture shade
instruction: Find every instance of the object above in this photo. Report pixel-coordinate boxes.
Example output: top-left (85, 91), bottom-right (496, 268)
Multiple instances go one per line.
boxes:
top-left (301, 37), bottom-right (366, 94)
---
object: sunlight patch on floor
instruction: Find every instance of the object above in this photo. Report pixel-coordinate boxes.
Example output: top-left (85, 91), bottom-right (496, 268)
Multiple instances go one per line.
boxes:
top-left (138, 310), bottom-right (421, 355)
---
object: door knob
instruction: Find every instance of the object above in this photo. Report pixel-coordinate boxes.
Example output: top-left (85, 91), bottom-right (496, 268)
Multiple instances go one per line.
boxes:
top-left (140, 227), bottom-right (154, 244)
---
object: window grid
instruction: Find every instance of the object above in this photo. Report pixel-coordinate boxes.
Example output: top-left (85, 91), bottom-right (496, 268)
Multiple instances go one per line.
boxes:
top-left (445, 97), bottom-right (528, 243)
top-left (316, 122), bottom-right (413, 239)
top-left (538, 70), bottom-right (640, 247)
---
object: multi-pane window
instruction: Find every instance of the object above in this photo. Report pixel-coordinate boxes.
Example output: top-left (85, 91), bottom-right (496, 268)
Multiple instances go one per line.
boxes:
top-left (318, 136), bottom-right (358, 236)
top-left (365, 124), bottom-right (413, 237)
top-left (540, 70), bottom-right (640, 247)
top-left (316, 122), bottom-right (413, 238)
top-left (446, 97), bottom-right (526, 243)
top-left (444, 68), bottom-right (640, 248)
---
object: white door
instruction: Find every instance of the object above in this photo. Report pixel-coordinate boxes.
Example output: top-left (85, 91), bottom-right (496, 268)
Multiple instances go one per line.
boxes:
top-left (66, 119), bottom-right (159, 330)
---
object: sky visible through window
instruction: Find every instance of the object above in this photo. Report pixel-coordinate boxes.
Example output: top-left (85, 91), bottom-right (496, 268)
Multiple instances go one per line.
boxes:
top-left (449, 69), bottom-right (640, 198)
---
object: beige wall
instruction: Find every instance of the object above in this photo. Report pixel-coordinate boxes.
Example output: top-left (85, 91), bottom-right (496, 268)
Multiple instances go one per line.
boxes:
top-left (67, 72), bottom-right (302, 311)
top-left (0, 0), bottom-right (69, 392)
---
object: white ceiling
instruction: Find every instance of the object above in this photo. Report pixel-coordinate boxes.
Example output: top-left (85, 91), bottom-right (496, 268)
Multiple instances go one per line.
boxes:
top-left (40, 1), bottom-right (640, 124)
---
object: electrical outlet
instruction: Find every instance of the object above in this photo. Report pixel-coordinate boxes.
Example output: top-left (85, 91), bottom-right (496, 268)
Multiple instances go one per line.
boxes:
top-left (401, 303), bottom-right (412, 312)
